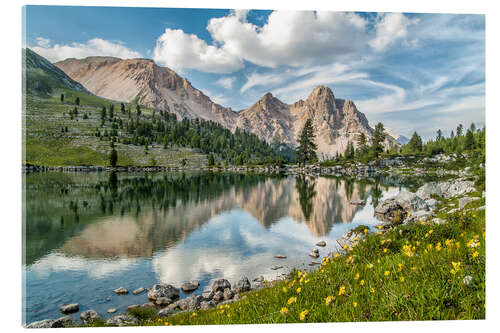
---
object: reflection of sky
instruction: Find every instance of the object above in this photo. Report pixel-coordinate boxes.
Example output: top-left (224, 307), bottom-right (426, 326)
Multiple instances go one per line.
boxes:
top-left (24, 177), bottom-right (401, 324)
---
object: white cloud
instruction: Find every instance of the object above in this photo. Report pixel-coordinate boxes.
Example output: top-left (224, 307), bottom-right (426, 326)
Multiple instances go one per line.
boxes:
top-left (215, 76), bottom-right (236, 89)
top-left (370, 13), bottom-right (419, 52)
top-left (31, 38), bottom-right (143, 62)
top-left (152, 28), bottom-right (243, 73)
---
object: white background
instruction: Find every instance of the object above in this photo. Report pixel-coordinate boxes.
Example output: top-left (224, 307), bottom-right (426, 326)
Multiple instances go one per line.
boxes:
top-left (0, 1), bottom-right (498, 332)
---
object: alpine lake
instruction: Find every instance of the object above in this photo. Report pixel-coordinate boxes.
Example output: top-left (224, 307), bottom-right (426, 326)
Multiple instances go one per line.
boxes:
top-left (23, 171), bottom-right (407, 324)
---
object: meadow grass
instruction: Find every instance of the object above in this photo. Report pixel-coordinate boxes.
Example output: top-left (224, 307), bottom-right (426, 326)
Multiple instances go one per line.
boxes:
top-left (119, 201), bottom-right (485, 326)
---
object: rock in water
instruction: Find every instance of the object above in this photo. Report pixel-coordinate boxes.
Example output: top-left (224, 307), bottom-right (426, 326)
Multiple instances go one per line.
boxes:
top-left (148, 284), bottom-right (180, 301)
top-left (155, 297), bottom-right (173, 307)
top-left (114, 287), bottom-right (129, 295)
top-left (132, 287), bottom-right (145, 295)
top-left (349, 200), bottom-right (366, 206)
top-left (223, 288), bottom-right (235, 300)
top-left (233, 276), bottom-right (251, 293)
top-left (107, 308), bottom-right (117, 313)
top-left (316, 241), bottom-right (326, 247)
top-left (271, 265), bottom-right (283, 270)
top-left (80, 310), bottom-right (100, 324)
top-left (309, 251), bottom-right (320, 258)
top-left (181, 281), bottom-right (199, 292)
top-left (127, 304), bottom-right (140, 311)
top-left (275, 254), bottom-right (287, 259)
top-left (211, 279), bottom-right (231, 292)
top-left (60, 303), bottom-right (79, 314)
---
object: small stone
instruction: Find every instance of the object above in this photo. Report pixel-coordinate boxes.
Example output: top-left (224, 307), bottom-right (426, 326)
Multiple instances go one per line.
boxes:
top-left (233, 276), bottom-right (251, 293)
top-left (181, 281), bottom-right (199, 293)
top-left (309, 261), bottom-right (321, 266)
top-left (127, 304), bottom-right (140, 311)
top-left (253, 276), bottom-right (264, 282)
top-left (142, 302), bottom-right (156, 309)
top-left (60, 303), bottom-right (79, 314)
top-left (114, 287), bottom-right (128, 295)
top-left (107, 308), bottom-right (117, 314)
top-left (132, 287), bottom-right (145, 295)
top-left (309, 251), bottom-right (319, 258)
top-left (148, 284), bottom-right (180, 301)
top-left (213, 290), bottom-right (225, 302)
top-left (315, 241), bottom-right (326, 247)
top-left (200, 300), bottom-right (216, 310)
top-left (80, 310), bottom-right (100, 324)
top-left (275, 254), bottom-right (287, 259)
top-left (271, 265), bottom-right (283, 270)
top-left (202, 290), bottom-right (214, 300)
top-left (155, 297), bottom-right (173, 307)
top-left (223, 288), bottom-right (234, 300)
top-left (211, 279), bottom-right (231, 292)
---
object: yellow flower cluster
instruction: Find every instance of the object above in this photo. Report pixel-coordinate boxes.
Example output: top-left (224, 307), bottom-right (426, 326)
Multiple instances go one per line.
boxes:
top-left (450, 261), bottom-right (462, 275)
top-left (287, 297), bottom-right (297, 305)
top-left (280, 307), bottom-right (289, 315)
top-left (325, 295), bottom-right (335, 306)
top-left (338, 285), bottom-right (346, 296)
top-left (299, 310), bottom-right (309, 321)
top-left (402, 244), bottom-right (416, 257)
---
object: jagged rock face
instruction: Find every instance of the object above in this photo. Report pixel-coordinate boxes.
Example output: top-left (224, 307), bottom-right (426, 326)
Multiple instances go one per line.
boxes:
top-left (55, 56), bottom-right (238, 127)
top-left (55, 56), bottom-right (397, 158)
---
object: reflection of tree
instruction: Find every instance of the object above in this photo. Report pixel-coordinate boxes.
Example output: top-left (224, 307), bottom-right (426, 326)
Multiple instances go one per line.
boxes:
top-left (295, 175), bottom-right (317, 221)
top-left (344, 178), bottom-right (354, 200)
top-left (371, 181), bottom-right (383, 208)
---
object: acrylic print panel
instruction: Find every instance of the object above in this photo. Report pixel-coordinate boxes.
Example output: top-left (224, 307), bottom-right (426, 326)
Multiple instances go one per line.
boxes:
top-left (22, 4), bottom-right (485, 328)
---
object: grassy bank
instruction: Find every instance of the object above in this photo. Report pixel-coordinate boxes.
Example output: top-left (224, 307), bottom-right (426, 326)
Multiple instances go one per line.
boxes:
top-left (86, 193), bottom-right (485, 326)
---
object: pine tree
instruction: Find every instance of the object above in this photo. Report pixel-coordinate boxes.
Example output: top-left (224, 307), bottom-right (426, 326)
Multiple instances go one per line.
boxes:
top-left (121, 103), bottom-right (126, 114)
top-left (296, 119), bottom-right (318, 166)
top-left (408, 131), bottom-right (423, 152)
top-left (464, 129), bottom-right (475, 151)
top-left (60, 93), bottom-right (64, 102)
top-left (436, 129), bottom-right (442, 141)
top-left (75, 97), bottom-right (80, 106)
top-left (371, 122), bottom-right (385, 158)
top-left (109, 148), bottom-right (118, 167)
top-left (456, 124), bottom-right (463, 137)
top-left (109, 104), bottom-right (114, 118)
top-left (207, 153), bottom-right (215, 166)
top-left (136, 104), bottom-right (141, 117)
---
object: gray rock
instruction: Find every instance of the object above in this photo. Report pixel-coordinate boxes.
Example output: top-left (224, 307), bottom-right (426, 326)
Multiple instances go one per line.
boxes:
top-left (132, 287), bottom-right (145, 295)
top-left (27, 316), bottom-right (74, 328)
top-left (315, 241), bottom-right (326, 247)
top-left (477, 205), bottom-right (485, 211)
top-left (349, 200), bottom-right (366, 206)
top-left (60, 303), bottom-right (79, 314)
top-left (375, 190), bottom-right (429, 224)
top-left (157, 308), bottom-right (175, 317)
top-left (200, 300), bottom-right (216, 310)
top-left (177, 295), bottom-right (204, 310)
top-left (253, 276), bottom-right (265, 283)
top-left (106, 314), bottom-right (139, 327)
top-left (405, 210), bottom-right (433, 224)
top-left (155, 297), bottom-right (173, 307)
top-left (271, 265), bottom-right (283, 270)
top-left (80, 310), bottom-right (99, 324)
top-left (114, 287), bottom-right (128, 295)
top-left (223, 288), bottom-right (235, 300)
top-left (425, 198), bottom-right (438, 209)
top-left (127, 304), bottom-right (140, 311)
top-left (211, 279), bottom-right (231, 292)
top-left (417, 180), bottom-right (476, 199)
top-left (202, 289), bottom-right (214, 300)
top-left (148, 284), bottom-right (180, 301)
top-left (213, 290), bottom-right (225, 302)
top-left (181, 281), bottom-right (199, 293)
top-left (142, 302), bottom-right (156, 309)
top-left (448, 208), bottom-right (459, 214)
top-left (233, 276), bottom-right (251, 293)
top-left (309, 251), bottom-right (320, 258)
top-left (274, 254), bottom-right (287, 259)
top-left (432, 217), bottom-right (446, 225)
top-left (459, 197), bottom-right (478, 209)
top-left (107, 308), bottom-right (117, 314)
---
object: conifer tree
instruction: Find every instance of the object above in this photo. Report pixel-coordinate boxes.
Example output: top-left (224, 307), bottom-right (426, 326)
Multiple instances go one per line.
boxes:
top-left (296, 119), bottom-right (318, 166)
top-left (409, 131), bottom-right (423, 152)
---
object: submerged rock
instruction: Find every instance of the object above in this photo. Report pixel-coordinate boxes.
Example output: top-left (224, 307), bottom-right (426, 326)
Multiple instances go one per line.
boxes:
top-left (181, 281), bottom-right (199, 293)
top-left (107, 308), bottom-right (117, 313)
top-left (127, 304), bottom-right (140, 311)
top-left (132, 287), bottom-right (145, 295)
top-left (274, 254), bottom-right (287, 259)
top-left (114, 287), bottom-right (129, 295)
top-left (60, 303), bottom-right (79, 314)
top-left (271, 265), bottom-right (283, 270)
top-left (315, 241), bottom-right (326, 247)
top-left (309, 250), bottom-right (320, 258)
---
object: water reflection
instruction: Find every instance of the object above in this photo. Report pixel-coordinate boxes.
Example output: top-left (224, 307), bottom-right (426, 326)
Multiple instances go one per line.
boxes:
top-left (24, 171), bottom-right (399, 324)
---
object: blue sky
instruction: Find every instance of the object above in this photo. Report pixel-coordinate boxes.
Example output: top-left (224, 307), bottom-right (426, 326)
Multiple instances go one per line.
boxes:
top-left (25, 6), bottom-right (485, 139)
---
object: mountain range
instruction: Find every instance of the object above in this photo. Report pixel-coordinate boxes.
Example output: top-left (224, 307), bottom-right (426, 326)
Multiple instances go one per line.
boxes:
top-left (30, 50), bottom-right (398, 158)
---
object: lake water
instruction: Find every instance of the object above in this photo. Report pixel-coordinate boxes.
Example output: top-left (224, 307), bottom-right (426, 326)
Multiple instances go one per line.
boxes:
top-left (23, 171), bottom-right (402, 324)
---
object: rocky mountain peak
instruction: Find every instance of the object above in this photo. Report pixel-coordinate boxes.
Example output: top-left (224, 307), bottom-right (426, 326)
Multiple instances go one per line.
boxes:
top-left (307, 85), bottom-right (335, 102)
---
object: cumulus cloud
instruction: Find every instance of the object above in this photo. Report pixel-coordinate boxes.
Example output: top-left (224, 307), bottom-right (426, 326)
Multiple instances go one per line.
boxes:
top-left (215, 76), bottom-right (236, 89)
top-left (152, 29), bottom-right (243, 73)
top-left (370, 13), bottom-right (419, 52)
top-left (153, 10), bottom-right (368, 73)
top-left (30, 37), bottom-right (143, 62)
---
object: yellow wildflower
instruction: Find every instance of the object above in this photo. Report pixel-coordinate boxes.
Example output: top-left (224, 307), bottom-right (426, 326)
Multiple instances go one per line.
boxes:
top-left (325, 295), bottom-right (335, 306)
top-left (282, 287), bottom-right (288, 293)
top-left (296, 287), bottom-right (302, 294)
top-left (436, 242), bottom-right (442, 251)
top-left (338, 285), bottom-right (346, 296)
top-left (383, 248), bottom-right (388, 253)
top-left (353, 302), bottom-right (358, 308)
top-left (191, 312), bottom-right (197, 317)
top-left (299, 310), bottom-right (309, 321)
top-left (287, 297), bottom-right (297, 305)
top-left (377, 225), bottom-right (383, 230)
top-left (472, 251), bottom-right (479, 259)
top-left (360, 279), bottom-right (365, 286)
top-left (370, 287), bottom-right (375, 293)
top-left (298, 270), bottom-right (303, 277)
top-left (366, 263), bottom-right (373, 269)
top-left (280, 307), bottom-right (289, 315)
top-left (400, 276), bottom-right (405, 282)
top-left (364, 228), bottom-right (368, 235)
top-left (398, 263), bottom-right (403, 272)
top-left (384, 270), bottom-right (390, 276)
top-left (354, 273), bottom-right (360, 280)
top-left (334, 253), bottom-right (340, 258)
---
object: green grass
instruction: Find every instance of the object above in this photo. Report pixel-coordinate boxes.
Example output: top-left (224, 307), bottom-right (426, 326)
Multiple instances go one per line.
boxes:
top-left (99, 204), bottom-right (485, 326)
top-left (23, 91), bottom-right (206, 167)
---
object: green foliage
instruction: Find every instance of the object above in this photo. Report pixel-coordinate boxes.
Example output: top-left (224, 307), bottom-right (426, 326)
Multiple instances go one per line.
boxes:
top-left (296, 119), bottom-right (318, 166)
top-left (371, 122), bottom-right (386, 158)
top-left (109, 148), bottom-right (118, 167)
